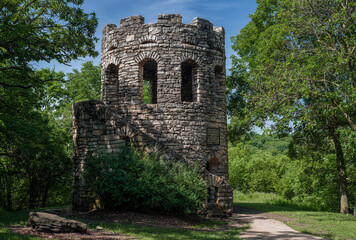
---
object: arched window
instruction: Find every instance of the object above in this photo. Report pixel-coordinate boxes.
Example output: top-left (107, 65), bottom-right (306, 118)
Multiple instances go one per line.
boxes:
top-left (181, 61), bottom-right (197, 102)
top-left (105, 64), bottom-right (118, 82)
top-left (141, 60), bottom-right (157, 104)
top-left (206, 157), bottom-right (220, 174)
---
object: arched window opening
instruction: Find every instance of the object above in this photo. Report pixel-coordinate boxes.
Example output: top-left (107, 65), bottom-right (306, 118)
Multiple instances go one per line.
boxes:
top-left (142, 60), bottom-right (157, 104)
top-left (106, 64), bottom-right (118, 78)
top-left (105, 64), bottom-right (118, 80)
top-left (206, 157), bottom-right (220, 175)
top-left (181, 61), bottom-right (197, 102)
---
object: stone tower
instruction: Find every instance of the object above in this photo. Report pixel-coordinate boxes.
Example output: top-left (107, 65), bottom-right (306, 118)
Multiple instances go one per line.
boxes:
top-left (72, 14), bottom-right (233, 216)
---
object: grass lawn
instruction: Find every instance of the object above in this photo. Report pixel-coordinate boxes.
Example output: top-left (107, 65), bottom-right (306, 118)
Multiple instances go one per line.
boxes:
top-left (0, 209), bottom-right (247, 240)
top-left (91, 221), bottom-right (246, 240)
top-left (0, 210), bottom-right (40, 239)
top-left (235, 191), bottom-right (356, 240)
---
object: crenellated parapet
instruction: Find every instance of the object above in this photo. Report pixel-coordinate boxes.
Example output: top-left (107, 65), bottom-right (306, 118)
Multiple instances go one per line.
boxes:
top-left (101, 14), bottom-right (225, 57)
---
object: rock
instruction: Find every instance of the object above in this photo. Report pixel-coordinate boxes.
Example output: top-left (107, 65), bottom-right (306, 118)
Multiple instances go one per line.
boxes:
top-left (27, 212), bottom-right (87, 233)
top-left (96, 226), bottom-right (103, 230)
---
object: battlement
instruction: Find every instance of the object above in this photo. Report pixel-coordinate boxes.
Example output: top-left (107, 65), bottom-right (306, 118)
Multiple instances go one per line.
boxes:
top-left (102, 14), bottom-right (225, 57)
top-left (103, 14), bottom-right (223, 35)
top-left (190, 17), bottom-right (213, 30)
top-left (102, 23), bottom-right (117, 34)
top-left (120, 15), bottom-right (144, 27)
top-left (158, 14), bottom-right (182, 24)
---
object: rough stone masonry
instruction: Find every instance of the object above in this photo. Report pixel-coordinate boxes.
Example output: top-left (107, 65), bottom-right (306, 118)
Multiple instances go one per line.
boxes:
top-left (72, 14), bottom-right (233, 216)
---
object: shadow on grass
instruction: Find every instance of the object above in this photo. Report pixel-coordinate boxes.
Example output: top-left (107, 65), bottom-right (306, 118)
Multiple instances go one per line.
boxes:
top-left (0, 210), bottom-right (30, 227)
top-left (1, 209), bottom-right (249, 240)
top-left (89, 221), bottom-right (248, 240)
top-left (0, 210), bottom-right (38, 239)
top-left (0, 232), bottom-right (36, 240)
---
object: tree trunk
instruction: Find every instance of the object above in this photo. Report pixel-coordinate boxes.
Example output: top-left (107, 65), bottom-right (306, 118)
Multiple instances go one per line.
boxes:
top-left (332, 131), bottom-right (349, 214)
top-left (28, 179), bottom-right (37, 209)
top-left (41, 182), bottom-right (50, 208)
top-left (5, 176), bottom-right (12, 211)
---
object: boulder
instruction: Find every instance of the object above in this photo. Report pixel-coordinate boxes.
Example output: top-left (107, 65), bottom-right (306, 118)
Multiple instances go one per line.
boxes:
top-left (27, 212), bottom-right (87, 233)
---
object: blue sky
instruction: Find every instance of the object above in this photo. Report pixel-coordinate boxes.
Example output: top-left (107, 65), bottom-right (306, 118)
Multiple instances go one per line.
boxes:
top-left (36, 0), bottom-right (257, 73)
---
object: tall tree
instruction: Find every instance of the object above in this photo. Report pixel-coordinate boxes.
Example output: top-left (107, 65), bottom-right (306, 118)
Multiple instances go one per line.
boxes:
top-left (41, 61), bottom-right (101, 142)
top-left (0, 0), bottom-right (98, 209)
top-left (229, 0), bottom-right (355, 213)
top-left (0, 0), bottom-right (98, 89)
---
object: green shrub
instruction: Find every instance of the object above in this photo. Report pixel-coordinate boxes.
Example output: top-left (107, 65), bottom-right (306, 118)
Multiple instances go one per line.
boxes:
top-left (229, 143), bottom-right (286, 193)
top-left (83, 145), bottom-right (207, 214)
top-left (228, 133), bottom-right (355, 213)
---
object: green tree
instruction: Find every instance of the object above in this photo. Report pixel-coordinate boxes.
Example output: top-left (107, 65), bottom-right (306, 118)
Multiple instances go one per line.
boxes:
top-left (229, 0), bottom-right (355, 213)
top-left (229, 139), bottom-right (289, 194)
top-left (0, 0), bottom-right (98, 209)
top-left (41, 61), bottom-right (101, 142)
top-left (0, 0), bottom-right (98, 89)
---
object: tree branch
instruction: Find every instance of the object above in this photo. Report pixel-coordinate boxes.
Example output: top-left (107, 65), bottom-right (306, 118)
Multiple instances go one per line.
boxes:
top-left (0, 82), bottom-right (32, 89)
top-left (333, 101), bottom-right (356, 131)
top-left (0, 66), bottom-right (22, 71)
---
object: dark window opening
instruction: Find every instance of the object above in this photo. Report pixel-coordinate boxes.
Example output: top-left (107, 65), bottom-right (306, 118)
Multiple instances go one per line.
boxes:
top-left (214, 187), bottom-right (219, 202)
top-left (125, 136), bottom-right (131, 145)
top-left (207, 187), bottom-right (219, 204)
top-left (207, 187), bottom-right (214, 203)
top-left (207, 162), bottom-right (219, 174)
top-left (105, 64), bottom-right (118, 82)
top-left (206, 157), bottom-right (220, 175)
top-left (142, 60), bottom-right (157, 104)
top-left (181, 62), bottom-right (193, 102)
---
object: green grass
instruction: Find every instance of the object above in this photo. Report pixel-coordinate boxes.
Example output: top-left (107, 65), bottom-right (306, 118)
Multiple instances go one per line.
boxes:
top-left (192, 218), bottom-right (228, 229)
top-left (0, 210), bottom-right (41, 239)
top-left (0, 209), bottom-right (247, 240)
top-left (235, 191), bottom-right (356, 240)
top-left (89, 221), bottom-right (247, 240)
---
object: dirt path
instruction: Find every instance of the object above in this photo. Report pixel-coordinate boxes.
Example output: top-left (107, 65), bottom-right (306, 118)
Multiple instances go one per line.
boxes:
top-left (235, 206), bottom-right (326, 240)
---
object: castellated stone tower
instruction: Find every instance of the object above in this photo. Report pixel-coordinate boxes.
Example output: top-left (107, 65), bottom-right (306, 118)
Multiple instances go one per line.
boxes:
top-left (72, 14), bottom-right (233, 216)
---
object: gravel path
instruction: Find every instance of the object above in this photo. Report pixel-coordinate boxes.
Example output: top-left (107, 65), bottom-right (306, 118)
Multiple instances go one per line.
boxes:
top-left (235, 206), bottom-right (326, 240)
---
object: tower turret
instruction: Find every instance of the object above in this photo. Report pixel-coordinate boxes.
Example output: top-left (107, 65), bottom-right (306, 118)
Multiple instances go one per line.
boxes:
top-left (72, 14), bottom-right (232, 216)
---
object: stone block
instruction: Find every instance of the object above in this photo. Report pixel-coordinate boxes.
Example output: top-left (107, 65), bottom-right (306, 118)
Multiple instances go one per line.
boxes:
top-left (27, 212), bottom-right (87, 233)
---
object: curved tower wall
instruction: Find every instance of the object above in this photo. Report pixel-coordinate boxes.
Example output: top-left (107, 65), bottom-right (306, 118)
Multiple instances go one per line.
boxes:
top-left (72, 14), bottom-right (232, 216)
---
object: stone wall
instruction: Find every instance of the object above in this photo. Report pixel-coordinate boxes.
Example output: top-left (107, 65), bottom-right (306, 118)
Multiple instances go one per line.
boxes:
top-left (72, 14), bottom-right (233, 216)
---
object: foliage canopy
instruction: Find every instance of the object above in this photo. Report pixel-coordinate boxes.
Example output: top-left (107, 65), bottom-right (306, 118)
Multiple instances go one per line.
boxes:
top-left (0, 0), bottom-right (98, 209)
top-left (228, 0), bottom-right (355, 213)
